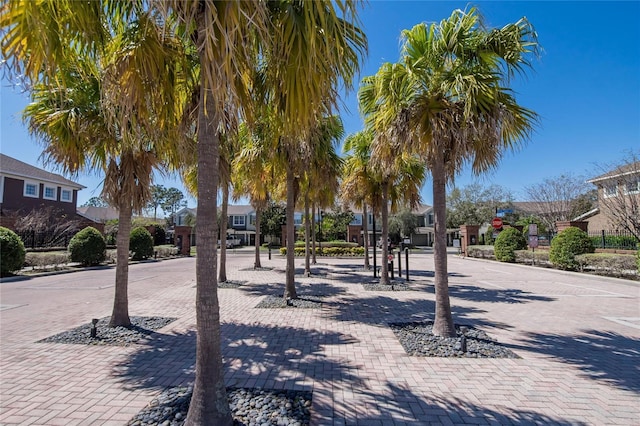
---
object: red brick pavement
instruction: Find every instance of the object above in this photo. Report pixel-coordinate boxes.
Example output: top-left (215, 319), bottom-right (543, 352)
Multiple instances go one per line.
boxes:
top-left (1, 251), bottom-right (638, 425)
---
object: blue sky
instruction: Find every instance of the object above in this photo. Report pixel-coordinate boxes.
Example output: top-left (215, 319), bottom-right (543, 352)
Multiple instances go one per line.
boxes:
top-left (2, 1), bottom-right (639, 208)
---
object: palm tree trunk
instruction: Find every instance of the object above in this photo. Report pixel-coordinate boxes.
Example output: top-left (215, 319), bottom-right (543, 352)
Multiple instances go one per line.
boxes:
top-left (284, 165), bottom-right (298, 299)
top-left (431, 154), bottom-right (456, 337)
top-left (311, 202), bottom-right (317, 265)
top-left (304, 193), bottom-right (311, 277)
top-left (109, 197), bottom-right (132, 327)
top-left (380, 185), bottom-right (390, 285)
top-left (254, 206), bottom-right (262, 268)
top-left (218, 184), bottom-right (229, 283)
top-left (184, 80), bottom-right (231, 424)
top-left (362, 203), bottom-right (370, 270)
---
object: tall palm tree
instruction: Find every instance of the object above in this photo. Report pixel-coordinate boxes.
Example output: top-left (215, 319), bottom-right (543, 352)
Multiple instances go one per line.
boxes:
top-left (258, 1), bottom-right (366, 300)
top-left (358, 66), bottom-right (426, 285)
top-left (366, 8), bottom-right (539, 336)
top-left (9, 4), bottom-right (192, 328)
top-left (342, 130), bottom-right (377, 270)
top-left (300, 116), bottom-right (344, 277)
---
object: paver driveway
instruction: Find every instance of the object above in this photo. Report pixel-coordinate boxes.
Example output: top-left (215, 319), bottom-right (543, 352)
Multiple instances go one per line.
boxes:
top-left (1, 250), bottom-right (638, 425)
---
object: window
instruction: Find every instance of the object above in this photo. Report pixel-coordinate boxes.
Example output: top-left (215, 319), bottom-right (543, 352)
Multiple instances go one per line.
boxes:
top-left (24, 182), bottom-right (39, 198)
top-left (603, 184), bottom-right (617, 198)
top-left (233, 215), bottom-right (245, 226)
top-left (351, 214), bottom-right (362, 225)
top-left (43, 186), bottom-right (57, 200)
top-left (427, 213), bottom-right (434, 225)
top-left (294, 213), bottom-right (302, 225)
top-left (624, 178), bottom-right (640, 195)
top-left (249, 214), bottom-right (256, 226)
top-left (60, 189), bottom-right (72, 203)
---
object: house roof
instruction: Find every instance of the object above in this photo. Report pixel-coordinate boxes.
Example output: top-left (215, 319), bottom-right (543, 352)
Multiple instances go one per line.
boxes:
top-left (587, 161), bottom-right (640, 184)
top-left (76, 206), bottom-right (120, 222)
top-left (0, 153), bottom-right (85, 189)
top-left (227, 204), bottom-right (254, 215)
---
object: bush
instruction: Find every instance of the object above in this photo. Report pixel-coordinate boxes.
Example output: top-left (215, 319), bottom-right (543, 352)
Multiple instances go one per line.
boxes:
top-left (494, 227), bottom-right (527, 262)
top-left (24, 251), bottom-right (69, 271)
top-left (466, 246), bottom-right (495, 260)
top-left (575, 253), bottom-right (638, 278)
top-left (0, 227), bottom-right (26, 276)
top-left (483, 230), bottom-right (496, 245)
top-left (130, 226), bottom-right (154, 261)
top-left (153, 226), bottom-right (166, 246)
top-left (549, 227), bottom-right (594, 271)
top-left (589, 234), bottom-right (638, 250)
top-left (68, 227), bottom-right (106, 266)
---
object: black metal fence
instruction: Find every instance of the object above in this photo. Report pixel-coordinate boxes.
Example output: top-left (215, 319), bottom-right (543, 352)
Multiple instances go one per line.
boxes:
top-left (588, 229), bottom-right (639, 250)
top-left (17, 230), bottom-right (74, 250)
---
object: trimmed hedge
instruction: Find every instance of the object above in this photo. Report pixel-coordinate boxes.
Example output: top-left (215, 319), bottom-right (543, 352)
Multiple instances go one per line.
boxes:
top-left (575, 253), bottom-right (637, 278)
top-left (494, 228), bottom-right (527, 262)
top-left (68, 227), bottom-right (106, 266)
top-left (0, 227), bottom-right (26, 276)
top-left (280, 246), bottom-right (365, 256)
top-left (130, 226), bottom-right (154, 261)
top-left (549, 227), bottom-right (594, 271)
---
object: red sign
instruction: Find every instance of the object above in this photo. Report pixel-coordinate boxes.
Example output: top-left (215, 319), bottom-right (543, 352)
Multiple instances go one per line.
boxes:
top-left (491, 217), bottom-right (503, 229)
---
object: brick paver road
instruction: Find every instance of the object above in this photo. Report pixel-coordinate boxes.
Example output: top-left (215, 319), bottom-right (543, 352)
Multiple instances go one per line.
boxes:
top-left (1, 249), bottom-right (638, 425)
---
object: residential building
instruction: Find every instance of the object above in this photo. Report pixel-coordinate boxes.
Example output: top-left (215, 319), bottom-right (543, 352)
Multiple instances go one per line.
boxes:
top-left (0, 153), bottom-right (86, 230)
top-left (582, 161), bottom-right (640, 233)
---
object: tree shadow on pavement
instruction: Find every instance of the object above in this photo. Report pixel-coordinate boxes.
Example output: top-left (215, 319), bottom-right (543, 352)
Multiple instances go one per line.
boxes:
top-left (427, 284), bottom-right (556, 304)
top-left (511, 329), bottom-right (640, 393)
top-left (313, 380), bottom-right (587, 424)
top-left (112, 322), bottom-right (364, 392)
top-left (238, 280), bottom-right (348, 298)
top-left (326, 294), bottom-right (513, 331)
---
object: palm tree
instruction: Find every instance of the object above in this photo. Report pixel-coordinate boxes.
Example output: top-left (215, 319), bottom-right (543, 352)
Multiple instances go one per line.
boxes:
top-left (366, 8), bottom-right (539, 336)
top-left (300, 116), bottom-right (344, 276)
top-left (342, 130), bottom-right (377, 270)
top-left (258, 2), bottom-right (366, 300)
top-left (358, 66), bottom-right (426, 285)
top-left (11, 5), bottom-right (191, 328)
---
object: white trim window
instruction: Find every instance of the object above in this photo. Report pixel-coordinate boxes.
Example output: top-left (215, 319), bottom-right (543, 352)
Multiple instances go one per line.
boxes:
top-left (60, 188), bottom-right (73, 203)
top-left (233, 215), bottom-right (245, 226)
top-left (43, 185), bottom-right (57, 200)
top-left (603, 184), bottom-right (617, 198)
top-left (24, 181), bottom-right (39, 198)
top-left (624, 178), bottom-right (640, 195)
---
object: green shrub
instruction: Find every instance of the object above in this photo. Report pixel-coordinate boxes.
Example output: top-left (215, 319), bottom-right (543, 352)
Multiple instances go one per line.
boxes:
top-left (483, 230), bottom-right (496, 245)
top-left (24, 251), bottom-right (69, 271)
top-left (280, 245), bottom-right (365, 256)
top-left (494, 227), bottom-right (527, 262)
top-left (549, 227), bottom-right (594, 271)
top-left (0, 227), bottom-right (26, 276)
top-left (68, 227), bottom-right (106, 266)
top-left (130, 226), bottom-right (154, 261)
top-left (153, 227), bottom-right (166, 246)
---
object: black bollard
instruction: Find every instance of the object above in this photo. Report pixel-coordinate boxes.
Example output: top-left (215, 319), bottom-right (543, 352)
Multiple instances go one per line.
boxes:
top-left (90, 318), bottom-right (99, 338)
top-left (268, 246), bottom-right (272, 260)
top-left (397, 251), bottom-right (402, 277)
top-left (405, 248), bottom-right (410, 281)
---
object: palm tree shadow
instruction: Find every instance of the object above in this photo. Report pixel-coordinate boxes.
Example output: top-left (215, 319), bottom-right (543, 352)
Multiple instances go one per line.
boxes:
top-left (313, 380), bottom-right (586, 424)
top-left (238, 280), bottom-right (348, 298)
top-left (428, 284), bottom-right (556, 304)
top-left (112, 322), bottom-right (365, 391)
top-left (511, 330), bottom-right (640, 393)
top-left (326, 294), bottom-right (513, 331)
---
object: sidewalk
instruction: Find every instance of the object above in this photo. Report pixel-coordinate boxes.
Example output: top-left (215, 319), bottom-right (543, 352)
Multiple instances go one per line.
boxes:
top-left (1, 253), bottom-right (638, 425)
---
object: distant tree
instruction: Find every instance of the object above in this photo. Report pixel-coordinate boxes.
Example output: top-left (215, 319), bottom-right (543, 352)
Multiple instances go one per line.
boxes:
top-left (446, 183), bottom-right (515, 228)
top-left (261, 202), bottom-right (286, 243)
top-left (523, 174), bottom-right (593, 232)
top-left (162, 188), bottom-right (186, 224)
top-left (592, 151), bottom-right (640, 240)
top-left (147, 185), bottom-right (168, 220)
top-left (82, 197), bottom-right (108, 208)
top-left (389, 209), bottom-right (419, 242)
top-left (321, 209), bottom-right (354, 242)
top-left (14, 206), bottom-right (81, 248)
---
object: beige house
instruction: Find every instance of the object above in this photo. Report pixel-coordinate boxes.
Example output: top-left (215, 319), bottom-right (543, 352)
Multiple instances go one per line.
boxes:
top-left (580, 161), bottom-right (640, 234)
